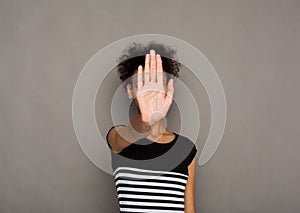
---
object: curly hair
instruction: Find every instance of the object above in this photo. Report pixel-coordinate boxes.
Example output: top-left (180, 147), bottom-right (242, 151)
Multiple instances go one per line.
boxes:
top-left (116, 41), bottom-right (181, 87)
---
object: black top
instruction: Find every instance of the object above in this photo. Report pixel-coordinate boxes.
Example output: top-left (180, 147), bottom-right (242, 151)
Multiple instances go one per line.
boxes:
top-left (106, 125), bottom-right (197, 176)
top-left (106, 125), bottom-right (198, 212)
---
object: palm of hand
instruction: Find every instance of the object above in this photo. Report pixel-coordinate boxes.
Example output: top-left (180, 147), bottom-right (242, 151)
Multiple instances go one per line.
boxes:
top-left (136, 50), bottom-right (174, 126)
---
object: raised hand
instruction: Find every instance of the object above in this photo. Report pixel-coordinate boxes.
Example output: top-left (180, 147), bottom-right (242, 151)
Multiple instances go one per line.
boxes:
top-left (136, 49), bottom-right (174, 126)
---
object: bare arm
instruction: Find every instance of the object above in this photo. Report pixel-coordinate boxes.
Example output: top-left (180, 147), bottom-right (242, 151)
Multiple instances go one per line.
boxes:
top-left (107, 114), bottom-right (151, 153)
top-left (184, 156), bottom-right (197, 213)
top-left (107, 50), bottom-right (174, 153)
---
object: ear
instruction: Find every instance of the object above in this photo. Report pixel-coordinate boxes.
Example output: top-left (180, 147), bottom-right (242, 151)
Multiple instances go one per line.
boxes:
top-left (126, 83), bottom-right (133, 99)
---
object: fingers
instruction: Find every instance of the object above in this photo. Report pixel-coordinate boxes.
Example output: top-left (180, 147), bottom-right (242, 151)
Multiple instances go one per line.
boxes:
top-left (144, 54), bottom-right (150, 84)
top-left (156, 54), bottom-right (163, 85)
top-left (150, 49), bottom-right (156, 83)
top-left (137, 65), bottom-right (143, 90)
top-left (165, 78), bottom-right (174, 104)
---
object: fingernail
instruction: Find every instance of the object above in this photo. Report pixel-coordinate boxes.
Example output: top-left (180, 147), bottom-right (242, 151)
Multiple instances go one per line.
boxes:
top-left (150, 49), bottom-right (155, 55)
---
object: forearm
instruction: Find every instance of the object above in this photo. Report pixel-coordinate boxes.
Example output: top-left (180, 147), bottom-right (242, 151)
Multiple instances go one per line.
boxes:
top-left (115, 114), bottom-right (151, 146)
top-left (129, 114), bottom-right (151, 137)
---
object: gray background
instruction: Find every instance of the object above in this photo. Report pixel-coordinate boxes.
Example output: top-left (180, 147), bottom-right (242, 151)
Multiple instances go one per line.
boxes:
top-left (1, 0), bottom-right (300, 212)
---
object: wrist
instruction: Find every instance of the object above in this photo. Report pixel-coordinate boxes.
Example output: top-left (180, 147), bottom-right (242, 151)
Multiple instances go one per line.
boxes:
top-left (140, 118), bottom-right (151, 128)
top-left (139, 114), bottom-right (151, 128)
top-left (128, 120), bottom-right (150, 140)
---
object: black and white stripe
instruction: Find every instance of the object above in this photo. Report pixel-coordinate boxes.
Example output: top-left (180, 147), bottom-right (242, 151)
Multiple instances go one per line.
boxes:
top-left (113, 167), bottom-right (188, 213)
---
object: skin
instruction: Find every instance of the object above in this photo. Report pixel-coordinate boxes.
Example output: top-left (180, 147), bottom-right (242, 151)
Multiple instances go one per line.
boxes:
top-left (127, 51), bottom-right (173, 140)
top-left (185, 157), bottom-right (197, 213)
top-left (108, 49), bottom-right (197, 212)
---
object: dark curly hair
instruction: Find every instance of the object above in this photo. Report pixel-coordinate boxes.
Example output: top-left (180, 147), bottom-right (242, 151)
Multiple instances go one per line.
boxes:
top-left (116, 41), bottom-right (181, 88)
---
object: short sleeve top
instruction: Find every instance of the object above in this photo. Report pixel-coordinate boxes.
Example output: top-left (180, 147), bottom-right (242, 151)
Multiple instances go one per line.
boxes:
top-left (106, 125), bottom-right (198, 213)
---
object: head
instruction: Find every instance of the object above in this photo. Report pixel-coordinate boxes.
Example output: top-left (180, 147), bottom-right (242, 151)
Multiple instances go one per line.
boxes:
top-left (116, 41), bottom-right (181, 108)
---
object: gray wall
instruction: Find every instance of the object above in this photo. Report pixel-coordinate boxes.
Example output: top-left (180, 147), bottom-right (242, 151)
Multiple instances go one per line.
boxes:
top-left (1, 0), bottom-right (300, 212)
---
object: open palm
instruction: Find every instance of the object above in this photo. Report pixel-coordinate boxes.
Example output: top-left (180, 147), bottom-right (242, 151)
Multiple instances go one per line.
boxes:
top-left (136, 50), bottom-right (174, 126)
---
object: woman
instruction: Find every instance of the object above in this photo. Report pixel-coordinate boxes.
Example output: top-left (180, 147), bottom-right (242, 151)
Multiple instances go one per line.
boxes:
top-left (106, 42), bottom-right (197, 213)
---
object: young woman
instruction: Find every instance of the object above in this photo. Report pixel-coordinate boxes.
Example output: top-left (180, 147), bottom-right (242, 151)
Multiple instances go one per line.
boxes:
top-left (106, 42), bottom-right (197, 213)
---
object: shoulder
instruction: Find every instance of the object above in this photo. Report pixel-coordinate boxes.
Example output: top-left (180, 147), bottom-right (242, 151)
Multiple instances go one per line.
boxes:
top-left (175, 132), bottom-right (197, 149)
top-left (174, 132), bottom-right (198, 164)
top-left (106, 124), bottom-right (126, 152)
